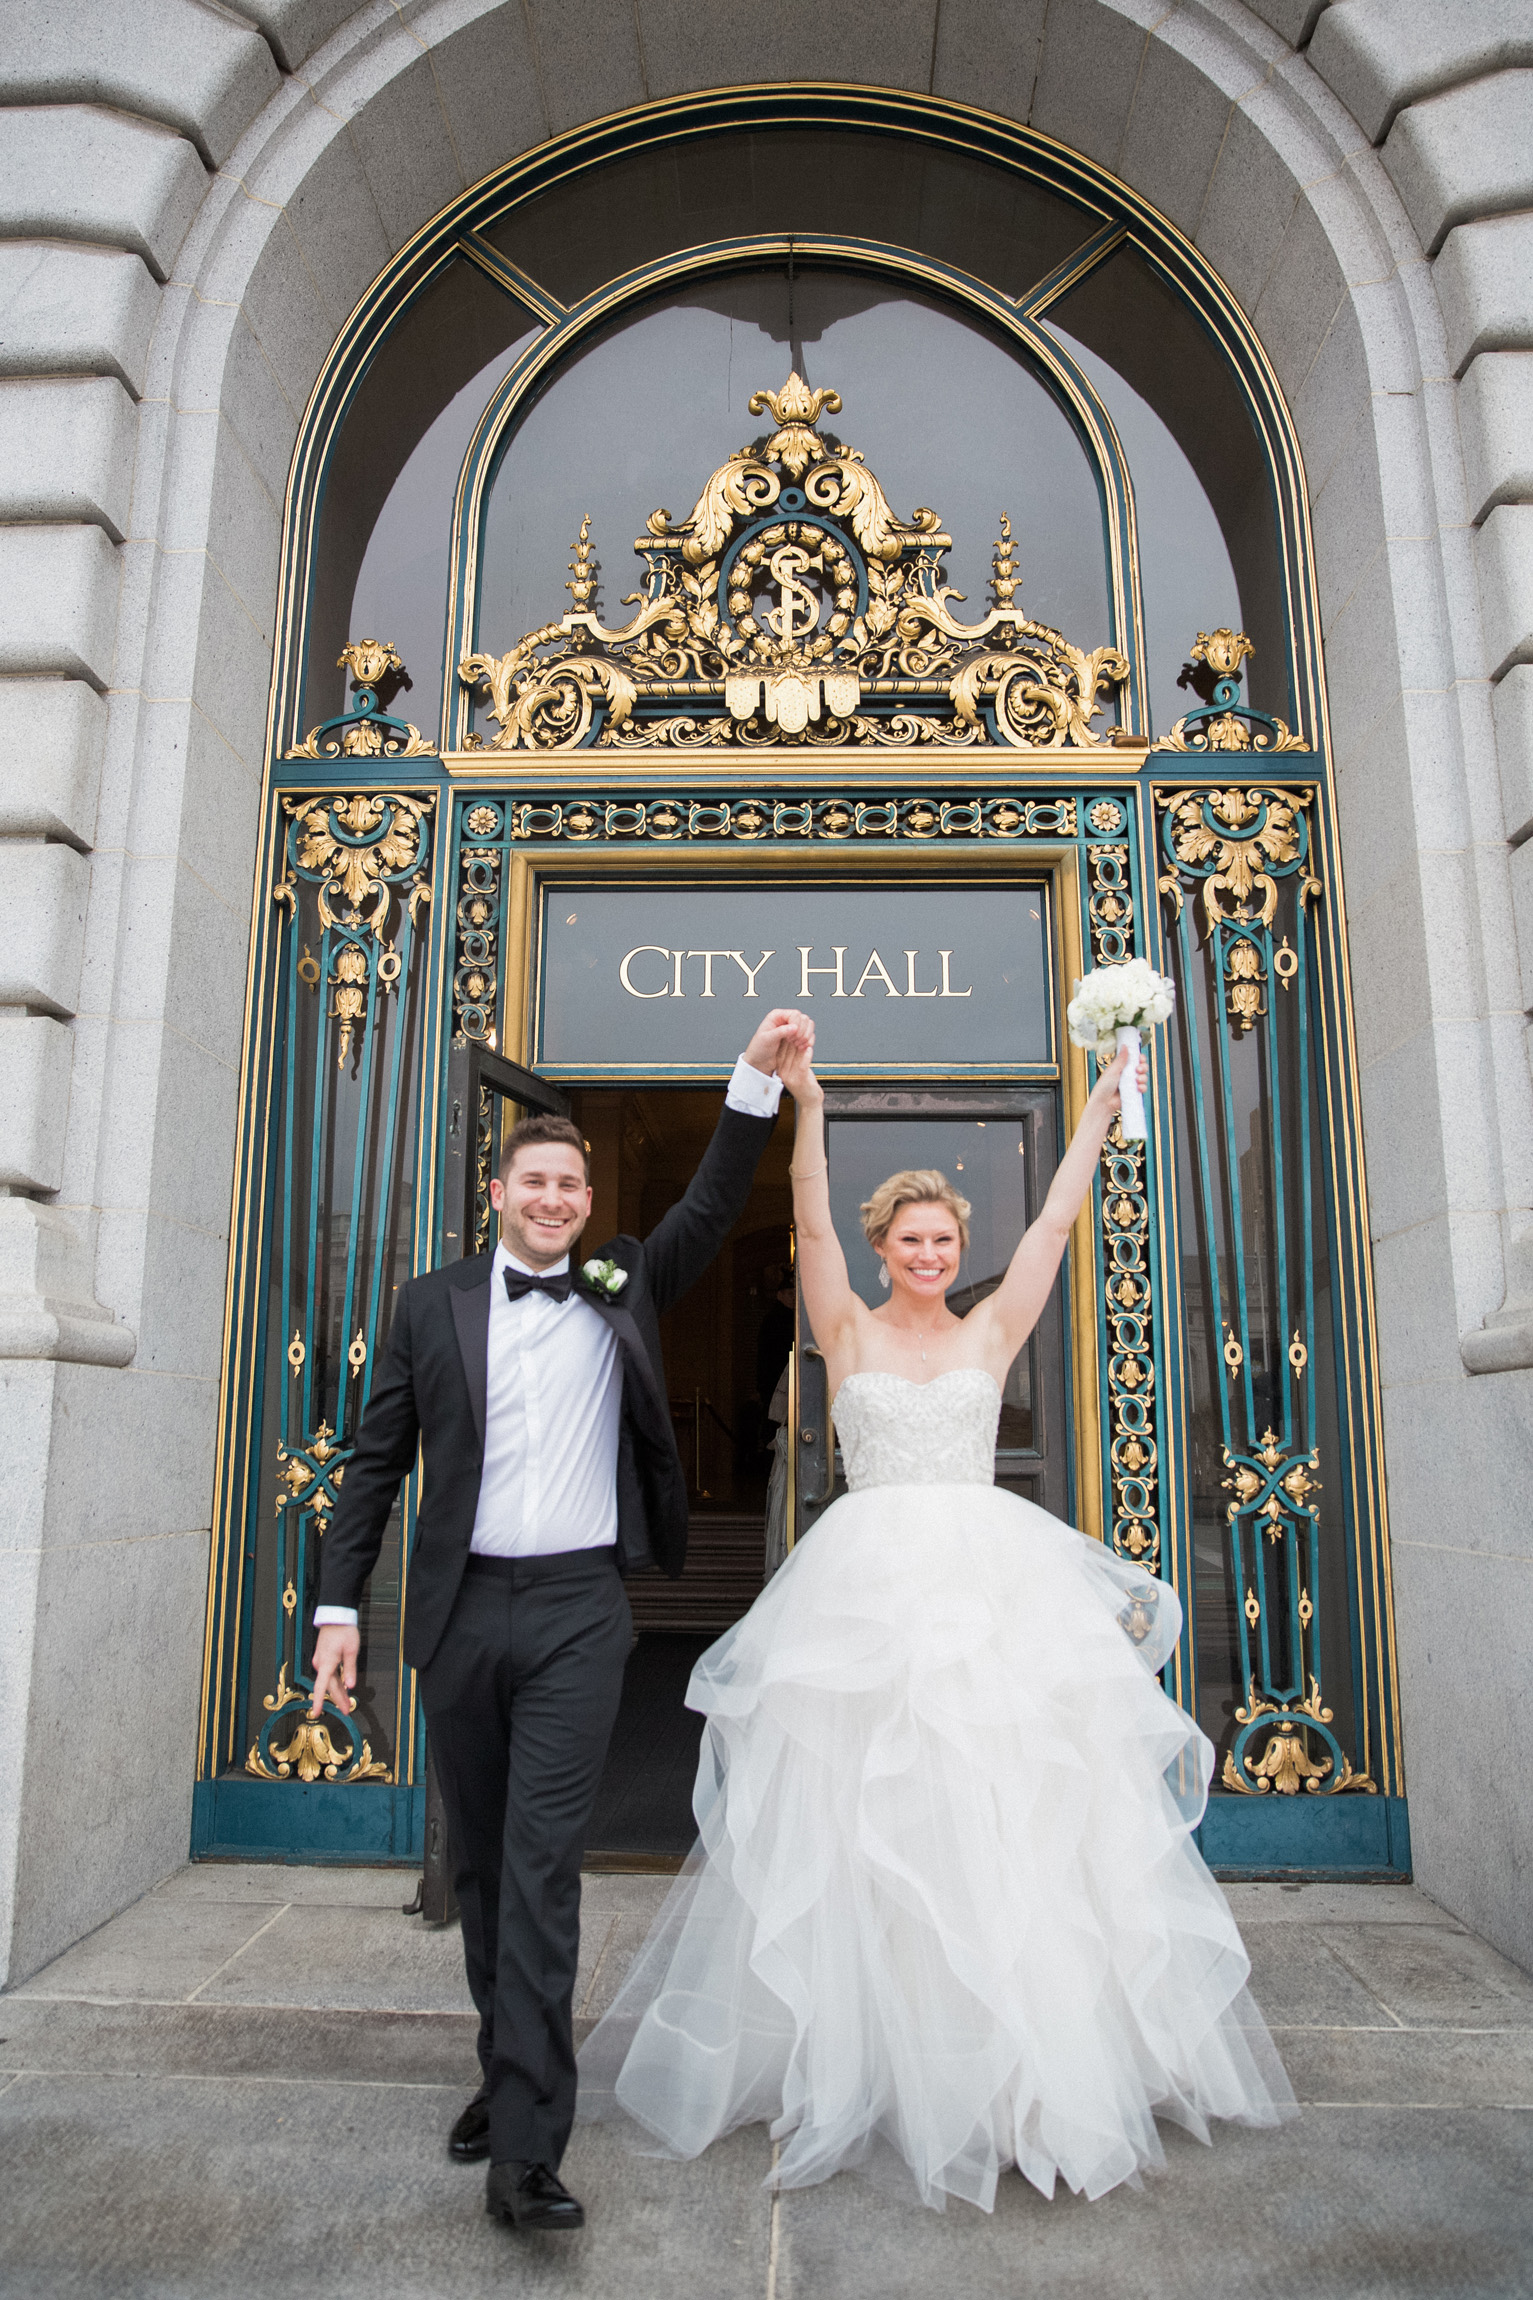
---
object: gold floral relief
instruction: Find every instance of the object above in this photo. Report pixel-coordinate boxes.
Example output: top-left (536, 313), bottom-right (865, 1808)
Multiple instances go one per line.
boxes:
top-left (275, 790), bottom-right (435, 1070)
top-left (1156, 784), bottom-right (1322, 1037)
top-left (1154, 630), bottom-right (1307, 754)
top-left (245, 1664), bottom-right (389, 1785)
top-left (458, 374), bottom-right (1131, 752)
top-left (291, 641), bottom-right (437, 760)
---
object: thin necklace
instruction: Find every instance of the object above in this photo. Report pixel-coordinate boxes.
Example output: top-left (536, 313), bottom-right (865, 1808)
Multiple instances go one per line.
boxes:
top-left (884, 1284), bottom-right (942, 1364)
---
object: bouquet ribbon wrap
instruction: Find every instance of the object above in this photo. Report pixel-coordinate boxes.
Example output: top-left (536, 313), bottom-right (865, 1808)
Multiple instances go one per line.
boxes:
top-left (1115, 1023), bottom-right (1146, 1140)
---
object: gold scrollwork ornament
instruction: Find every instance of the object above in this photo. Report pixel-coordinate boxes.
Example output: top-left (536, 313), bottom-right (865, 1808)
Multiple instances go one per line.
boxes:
top-left (284, 792), bottom-right (433, 932)
top-left (278, 792), bottom-right (434, 1067)
top-left (493, 791), bottom-right (1074, 849)
top-left (244, 1664), bottom-right (389, 1784)
top-left (1222, 1694), bottom-right (1377, 1799)
top-left (1161, 786), bottom-right (1303, 934)
top-left (458, 375), bottom-right (1130, 751)
top-left (273, 1420), bottom-right (340, 1518)
top-left (1156, 631), bottom-right (1307, 754)
top-left (1098, 1115), bottom-right (1161, 1572)
top-left (291, 642), bottom-right (437, 759)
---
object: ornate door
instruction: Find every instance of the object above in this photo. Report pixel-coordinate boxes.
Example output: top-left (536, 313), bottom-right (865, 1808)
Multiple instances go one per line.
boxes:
top-left (198, 358), bottom-right (1404, 1878)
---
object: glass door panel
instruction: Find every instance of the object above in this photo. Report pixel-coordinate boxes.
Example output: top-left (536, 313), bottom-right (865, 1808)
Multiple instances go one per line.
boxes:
top-left (794, 1088), bottom-right (1067, 1544)
top-left (442, 1042), bottom-right (571, 1263)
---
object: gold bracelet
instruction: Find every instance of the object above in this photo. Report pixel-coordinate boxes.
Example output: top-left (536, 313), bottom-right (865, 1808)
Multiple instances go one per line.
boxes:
top-left (789, 1162), bottom-right (828, 1179)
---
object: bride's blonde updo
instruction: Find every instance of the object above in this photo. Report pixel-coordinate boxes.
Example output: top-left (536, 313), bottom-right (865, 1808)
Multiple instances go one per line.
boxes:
top-left (859, 1169), bottom-right (972, 1251)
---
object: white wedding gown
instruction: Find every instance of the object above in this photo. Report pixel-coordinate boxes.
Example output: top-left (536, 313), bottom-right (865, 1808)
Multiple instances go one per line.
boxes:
top-left (577, 1368), bottom-right (1296, 2209)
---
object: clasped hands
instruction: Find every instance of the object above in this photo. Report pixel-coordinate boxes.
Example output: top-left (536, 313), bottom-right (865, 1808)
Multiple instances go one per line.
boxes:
top-left (741, 1006), bottom-right (815, 1081)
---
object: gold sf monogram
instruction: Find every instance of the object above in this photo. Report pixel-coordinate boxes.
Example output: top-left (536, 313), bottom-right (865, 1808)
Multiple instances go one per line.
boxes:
top-left (762, 545), bottom-right (820, 647)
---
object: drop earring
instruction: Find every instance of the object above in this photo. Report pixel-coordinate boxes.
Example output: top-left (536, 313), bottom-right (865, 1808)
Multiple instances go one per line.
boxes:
top-left (878, 1260), bottom-right (890, 1290)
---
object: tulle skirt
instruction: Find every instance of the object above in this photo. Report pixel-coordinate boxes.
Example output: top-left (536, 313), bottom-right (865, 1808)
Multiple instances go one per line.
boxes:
top-left (577, 1482), bottom-right (1296, 2210)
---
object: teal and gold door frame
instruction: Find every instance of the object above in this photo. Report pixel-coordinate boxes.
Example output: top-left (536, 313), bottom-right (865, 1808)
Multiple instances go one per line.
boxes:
top-left (196, 758), bottom-right (450, 1859)
top-left (193, 88), bottom-right (1406, 1876)
top-left (194, 741), bottom-right (1404, 1872)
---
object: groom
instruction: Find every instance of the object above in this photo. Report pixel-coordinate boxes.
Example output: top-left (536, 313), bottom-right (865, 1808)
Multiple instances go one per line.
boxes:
top-left (309, 1010), bottom-right (808, 2233)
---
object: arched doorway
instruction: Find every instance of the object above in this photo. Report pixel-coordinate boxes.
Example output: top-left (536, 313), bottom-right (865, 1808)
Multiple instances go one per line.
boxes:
top-left (194, 97), bottom-right (1403, 1880)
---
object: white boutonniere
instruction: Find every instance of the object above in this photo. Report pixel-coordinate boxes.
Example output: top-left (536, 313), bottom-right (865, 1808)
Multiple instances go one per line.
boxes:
top-left (581, 1257), bottom-right (628, 1299)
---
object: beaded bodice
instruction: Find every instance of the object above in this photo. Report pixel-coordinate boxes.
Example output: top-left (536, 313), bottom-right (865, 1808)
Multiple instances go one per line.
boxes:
top-left (831, 1369), bottom-right (1000, 1491)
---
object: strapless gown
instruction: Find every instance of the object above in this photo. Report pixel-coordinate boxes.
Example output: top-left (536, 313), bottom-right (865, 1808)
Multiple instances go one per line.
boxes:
top-left (577, 1368), bottom-right (1296, 2209)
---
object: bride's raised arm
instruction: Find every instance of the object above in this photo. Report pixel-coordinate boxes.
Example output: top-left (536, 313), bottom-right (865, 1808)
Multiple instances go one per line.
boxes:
top-left (775, 1026), bottom-right (862, 1367)
top-left (978, 1041), bottom-right (1146, 1368)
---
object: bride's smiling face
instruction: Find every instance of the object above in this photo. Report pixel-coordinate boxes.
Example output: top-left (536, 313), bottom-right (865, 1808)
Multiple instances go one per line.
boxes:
top-left (878, 1203), bottom-right (962, 1304)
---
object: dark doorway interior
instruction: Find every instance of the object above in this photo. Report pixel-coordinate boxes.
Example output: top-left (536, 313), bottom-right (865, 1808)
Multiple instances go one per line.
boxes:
top-left (569, 1087), bottom-right (793, 1857)
top-left (584, 1632), bottom-right (714, 1856)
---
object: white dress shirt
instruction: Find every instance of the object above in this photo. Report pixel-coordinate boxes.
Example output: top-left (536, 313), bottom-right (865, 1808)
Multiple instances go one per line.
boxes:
top-left (471, 1242), bottom-right (623, 1556)
top-left (314, 1056), bottom-right (782, 1627)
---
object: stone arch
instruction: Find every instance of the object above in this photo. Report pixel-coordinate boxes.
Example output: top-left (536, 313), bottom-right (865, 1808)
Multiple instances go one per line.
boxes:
top-left (4, 0), bottom-right (1529, 1981)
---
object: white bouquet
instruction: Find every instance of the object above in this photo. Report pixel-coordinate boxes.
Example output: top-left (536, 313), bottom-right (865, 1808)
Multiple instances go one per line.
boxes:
top-left (1066, 959), bottom-right (1176, 1140)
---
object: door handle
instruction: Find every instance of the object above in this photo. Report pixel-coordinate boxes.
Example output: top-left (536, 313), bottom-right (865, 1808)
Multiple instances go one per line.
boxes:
top-left (798, 1346), bottom-right (835, 1507)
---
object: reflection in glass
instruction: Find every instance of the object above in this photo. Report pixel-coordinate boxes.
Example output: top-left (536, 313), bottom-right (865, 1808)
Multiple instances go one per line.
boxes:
top-left (1049, 325), bottom-right (1241, 740)
top-left (823, 1118), bottom-right (1034, 1452)
top-left (478, 272), bottom-right (1110, 672)
top-left (302, 258), bottom-right (539, 736)
top-left (486, 127), bottom-right (1102, 309)
top-left (350, 326), bottom-right (539, 741)
top-left (1049, 246), bottom-right (1287, 724)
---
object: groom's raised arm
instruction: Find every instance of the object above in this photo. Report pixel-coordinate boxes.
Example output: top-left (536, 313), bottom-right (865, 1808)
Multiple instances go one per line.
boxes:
top-left (642, 1009), bottom-right (806, 1317)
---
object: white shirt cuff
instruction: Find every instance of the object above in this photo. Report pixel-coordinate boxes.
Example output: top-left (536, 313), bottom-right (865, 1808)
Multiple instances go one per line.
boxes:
top-left (313, 1606), bottom-right (358, 1627)
top-left (725, 1054), bottom-right (783, 1118)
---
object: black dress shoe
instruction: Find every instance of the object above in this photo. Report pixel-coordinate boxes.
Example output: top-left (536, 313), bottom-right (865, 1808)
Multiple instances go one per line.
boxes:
top-left (485, 2160), bottom-right (585, 2232)
top-left (448, 2085), bottom-right (490, 2162)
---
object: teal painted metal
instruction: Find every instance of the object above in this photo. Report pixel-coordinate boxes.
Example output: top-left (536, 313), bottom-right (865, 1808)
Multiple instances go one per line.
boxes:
top-left (1199, 1793), bottom-right (1411, 1880)
top-left (1158, 780), bottom-right (1365, 1793)
top-left (201, 742), bottom-right (1404, 1870)
top-left (241, 782), bottom-right (435, 1785)
top-left (192, 1778), bottom-right (428, 1865)
top-left (1079, 804), bottom-right (1188, 1703)
top-left (195, 678), bottom-right (447, 1862)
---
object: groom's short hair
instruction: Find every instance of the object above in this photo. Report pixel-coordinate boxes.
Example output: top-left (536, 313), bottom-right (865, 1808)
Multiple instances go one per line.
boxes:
top-left (500, 1113), bottom-right (590, 1181)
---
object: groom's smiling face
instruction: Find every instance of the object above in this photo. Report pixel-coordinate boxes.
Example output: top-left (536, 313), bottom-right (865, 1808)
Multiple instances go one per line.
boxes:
top-left (490, 1143), bottom-right (593, 1270)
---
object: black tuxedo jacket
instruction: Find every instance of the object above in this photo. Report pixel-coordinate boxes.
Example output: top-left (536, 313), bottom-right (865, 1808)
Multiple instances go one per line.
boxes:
top-left (317, 1100), bottom-right (775, 1671)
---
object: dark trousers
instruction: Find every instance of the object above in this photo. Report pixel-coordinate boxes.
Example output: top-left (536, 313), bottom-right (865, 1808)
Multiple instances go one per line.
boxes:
top-left (419, 1548), bottom-right (631, 2167)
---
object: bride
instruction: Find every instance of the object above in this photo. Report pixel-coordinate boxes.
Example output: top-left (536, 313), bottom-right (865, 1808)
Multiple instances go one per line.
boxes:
top-left (578, 1027), bottom-right (1296, 2209)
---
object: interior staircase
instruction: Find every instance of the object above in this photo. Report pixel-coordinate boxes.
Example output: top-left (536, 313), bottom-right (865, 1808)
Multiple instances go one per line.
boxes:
top-left (626, 1511), bottom-right (767, 1634)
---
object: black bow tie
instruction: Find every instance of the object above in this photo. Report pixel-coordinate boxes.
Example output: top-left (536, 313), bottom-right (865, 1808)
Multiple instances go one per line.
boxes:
top-left (503, 1266), bottom-right (573, 1305)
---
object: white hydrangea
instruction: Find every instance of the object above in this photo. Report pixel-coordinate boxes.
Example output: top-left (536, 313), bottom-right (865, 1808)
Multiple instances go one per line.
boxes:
top-left (1066, 961), bottom-right (1176, 1060)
